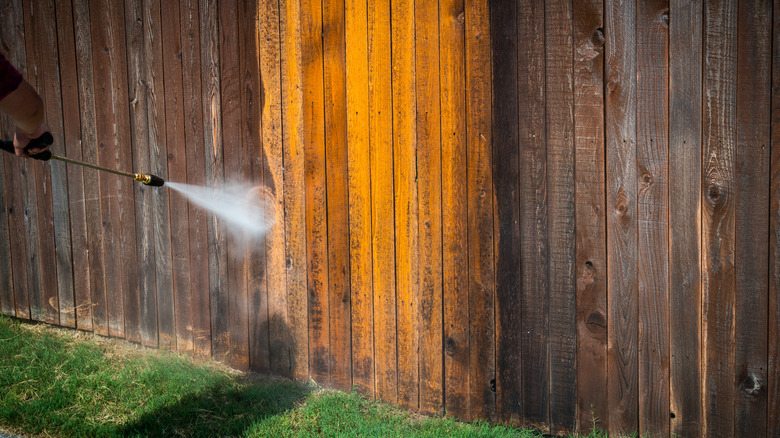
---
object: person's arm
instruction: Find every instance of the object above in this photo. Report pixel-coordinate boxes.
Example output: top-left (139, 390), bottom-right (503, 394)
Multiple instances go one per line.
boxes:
top-left (0, 80), bottom-right (49, 157)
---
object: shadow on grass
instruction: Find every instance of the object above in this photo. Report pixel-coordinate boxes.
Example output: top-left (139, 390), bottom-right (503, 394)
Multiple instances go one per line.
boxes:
top-left (120, 376), bottom-right (311, 437)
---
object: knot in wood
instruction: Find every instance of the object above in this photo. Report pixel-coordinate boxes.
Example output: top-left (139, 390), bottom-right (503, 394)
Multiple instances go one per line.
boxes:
top-left (456, 11), bottom-right (465, 25)
top-left (740, 372), bottom-right (763, 396)
top-left (640, 172), bottom-right (653, 186)
top-left (445, 337), bottom-right (457, 357)
top-left (707, 184), bottom-right (721, 204)
top-left (591, 27), bottom-right (605, 47)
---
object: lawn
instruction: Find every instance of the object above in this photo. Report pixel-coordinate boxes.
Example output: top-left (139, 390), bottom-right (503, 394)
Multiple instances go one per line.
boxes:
top-left (0, 315), bottom-right (606, 437)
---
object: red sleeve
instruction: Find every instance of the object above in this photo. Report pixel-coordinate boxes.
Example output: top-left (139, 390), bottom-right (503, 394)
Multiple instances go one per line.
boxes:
top-left (0, 52), bottom-right (23, 101)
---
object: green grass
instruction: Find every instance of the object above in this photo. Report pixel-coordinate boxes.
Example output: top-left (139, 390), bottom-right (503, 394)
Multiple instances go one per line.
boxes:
top-left (0, 315), bottom-right (610, 437)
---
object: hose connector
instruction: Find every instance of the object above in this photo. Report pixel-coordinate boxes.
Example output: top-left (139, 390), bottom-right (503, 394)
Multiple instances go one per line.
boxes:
top-left (134, 173), bottom-right (165, 187)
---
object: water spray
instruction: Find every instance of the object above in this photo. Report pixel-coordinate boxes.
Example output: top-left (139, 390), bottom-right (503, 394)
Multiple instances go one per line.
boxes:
top-left (0, 133), bottom-right (165, 187)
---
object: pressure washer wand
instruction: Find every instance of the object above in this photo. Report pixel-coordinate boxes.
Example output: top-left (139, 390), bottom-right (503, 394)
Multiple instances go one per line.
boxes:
top-left (0, 133), bottom-right (164, 187)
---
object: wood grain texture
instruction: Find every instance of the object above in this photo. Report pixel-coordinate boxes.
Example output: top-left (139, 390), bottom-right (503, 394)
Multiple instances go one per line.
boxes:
top-left (669, 0), bottom-right (702, 436)
top-left (518, 0), bottom-right (549, 426)
top-left (440, 0), bottom-right (469, 420)
top-left (415, 0), bottom-right (443, 416)
top-left (605, 0), bottom-right (639, 433)
top-left (573, 0), bottom-right (607, 431)
top-left (301, 0), bottom-right (330, 384)
top-left (489, 0), bottom-right (521, 425)
top-left (734, 1), bottom-right (770, 436)
top-left (465, 0), bottom-right (494, 422)
top-left (369, 0), bottom-right (397, 404)
top-left (346, 0), bottom-right (374, 396)
top-left (280, 0), bottom-right (309, 382)
top-left (702, 1), bottom-right (737, 436)
top-left (771, 2), bottom-right (780, 436)
top-left (392, 0), bottom-right (419, 411)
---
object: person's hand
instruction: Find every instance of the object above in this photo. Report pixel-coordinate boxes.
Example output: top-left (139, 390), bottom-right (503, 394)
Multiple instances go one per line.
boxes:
top-left (13, 123), bottom-right (50, 157)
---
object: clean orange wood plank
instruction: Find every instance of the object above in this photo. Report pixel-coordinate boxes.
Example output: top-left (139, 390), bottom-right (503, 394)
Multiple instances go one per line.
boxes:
top-left (605, 0), bottom-right (639, 433)
top-left (322, 0), bottom-right (351, 391)
top-left (301, 0), bottom-right (330, 384)
top-left (199, 0), bottom-right (226, 360)
top-left (518, 0), bottom-right (548, 426)
top-left (669, 0), bottom-right (702, 435)
top-left (280, 0), bottom-right (309, 381)
top-left (734, 2), bottom-right (770, 436)
top-left (179, 0), bottom-right (211, 358)
top-left (161, 0), bottom-right (193, 354)
top-left (257, 0), bottom-right (289, 376)
top-left (124, 0), bottom-right (159, 347)
top-left (439, 0), bottom-right (469, 420)
top-left (415, 0), bottom-right (443, 416)
top-left (702, 1), bottom-right (737, 436)
top-left (771, 1), bottom-right (780, 435)
top-left (636, 2), bottom-right (670, 436)
top-left (346, 0), bottom-right (374, 396)
top-left (573, 0), bottom-right (607, 431)
top-left (369, 0), bottom-right (397, 404)
top-left (465, 0), bottom-right (494, 422)
top-left (392, 0), bottom-right (419, 411)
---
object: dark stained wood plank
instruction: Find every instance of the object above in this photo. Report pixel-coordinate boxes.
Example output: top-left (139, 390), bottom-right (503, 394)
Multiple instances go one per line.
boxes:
top-left (415, 0), bottom-right (443, 416)
top-left (490, 0), bottom-right (521, 425)
top-left (369, 0), bottom-right (397, 404)
top-left (573, 0), bottom-right (608, 431)
top-left (199, 0), bottom-right (226, 361)
top-left (669, 0), bottom-right (703, 435)
top-left (301, 0), bottom-right (330, 384)
top-left (124, 0), bottom-right (159, 347)
top-left (280, 0), bottom-right (309, 382)
top-left (465, 0), bottom-right (494, 422)
top-left (702, 1), bottom-right (737, 436)
top-left (545, 0), bottom-right (576, 432)
top-left (734, 1), bottom-right (771, 436)
top-left (322, 0), bottom-right (351, 391)
top-left (605, 0), bottom-right (639, 433)
top-left (440, 0), bottom-right (469, 420)
top-left (517, 0), bottom-right (548, 426)
top-left (771, 2), bottom-right (780, 435)
top-left (346, 0), bottom-right (374, 396)
top-left (392, 0), bottom-right (419, 411)
top-left (180, 0), bottom-right (210, 357)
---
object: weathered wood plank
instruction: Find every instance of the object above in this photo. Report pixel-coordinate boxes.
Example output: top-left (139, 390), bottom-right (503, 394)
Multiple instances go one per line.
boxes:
top-left (734, 1), bottom-right (770, 436)
top-left (573, 0), bottom-right (607, 431)
top-left (392, 0), bottom-right (419, 411)
top-left (440, 0), bottom-right (469, 420)
top-left (415, 0), bottom-right (443, 416)
top-left (465, 0), bottom-right (494, 422)
top-left (702, 1), bottom-right (737, 436)
top-left (369, 0), bottom-right (397, 404)
top-left (770, 2), bottom-right (780, 436)
top-left (669, 0), bottom-right (702, 435)
top-left (346, 0), bottom-right (374, 396)
top-left (605, 0), bottom-right (639, 433)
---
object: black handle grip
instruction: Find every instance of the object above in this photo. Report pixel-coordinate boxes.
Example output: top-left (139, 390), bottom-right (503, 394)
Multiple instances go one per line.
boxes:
top-left (0, 132), bottom-right (53, 161)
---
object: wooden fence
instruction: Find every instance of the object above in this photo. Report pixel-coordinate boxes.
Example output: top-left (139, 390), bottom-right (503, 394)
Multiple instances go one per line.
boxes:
top-left (0, 0), bottom-right (778, 436)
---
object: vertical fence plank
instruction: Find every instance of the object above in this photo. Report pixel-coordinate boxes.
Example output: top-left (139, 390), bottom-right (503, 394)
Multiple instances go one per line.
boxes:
top-left (702, 1), bottom-right (737, 436)
top-left (518, 0), bottom-right (549, 427)
top-left (369, 0), bottom-right (397, 404)
top-left (573, 0), bottom-right (607, 431)
top-left (705, 0), bottom-right (741, 434)
top-left (124, 0), bottom-right (155, 345)
top-left (392, 0), bottom-right (419, 411)
top-left (734, 1), bottom-right (771, 436)
top-left (636, 1), bottom-right (670, 436)
top-left (200, 0), bottom-right (226, 360)
top-left (180, 0), bottom-right (211, 358)
top-left (301, 0), bottom-right (330, 384)
top-left (605, 0), bottom-right (639, 433)
top-left (440, 0), bottom-right (469, 420)
top-left (346, 0), bottom-right (374, 396)
top-left (415, 0), bottom-right (443, 417)
top-left (545, 0), bottom-right (576, 432)
top-left (280, 0), bottom-right (309, 381)
top-left (669, 0), bottom-right (703, 436)
top-left (771, 1), bottom-right (780, 435)
top-left (490, 0), bottom-right (521, 425)
top-left (323, 0), bottom-right (352, 392)
top-left (162, 0), bottom-right (193, 355)
top-left (465, 0), bottom-right (494, 422)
